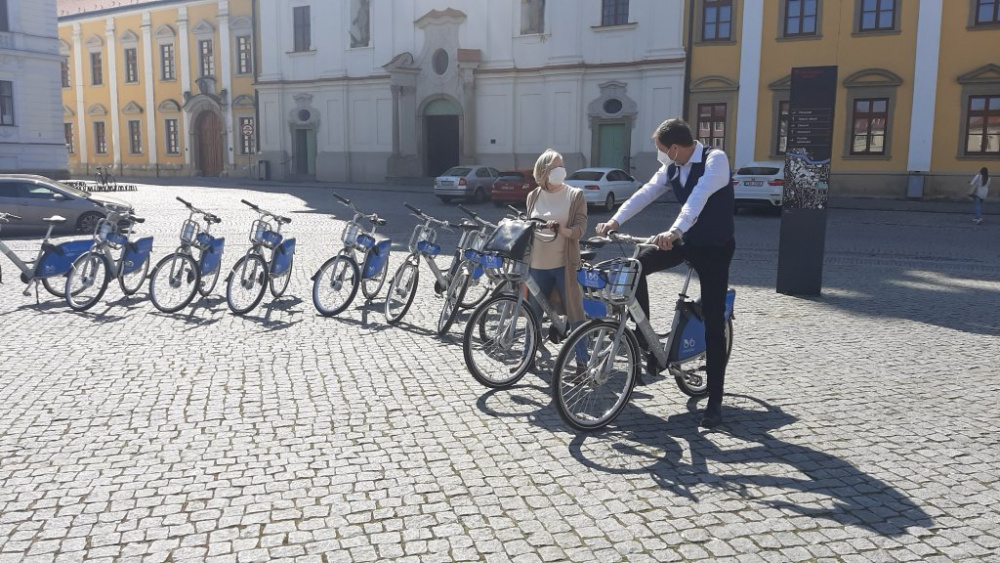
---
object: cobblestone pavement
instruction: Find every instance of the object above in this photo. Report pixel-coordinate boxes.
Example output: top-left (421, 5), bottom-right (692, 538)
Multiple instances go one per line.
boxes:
top-left (1, 182), bottom-right (998, 563)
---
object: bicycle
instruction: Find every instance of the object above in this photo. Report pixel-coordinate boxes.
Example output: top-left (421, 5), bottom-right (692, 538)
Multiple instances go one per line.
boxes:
top-left (94, 166), bottom-right (116, 190)
top-left (148, 197), bottom-right (225, 313)
top-left (64, 208), bottom-right (154, 311)
top-left (0, 212), bottom-right (93, 302)
top-left (311, 193), bottom-right (390, 317)
top-left (383, 203), bottom-right (456, 325)
top-left (225, 199), bottom-right (296, 315)
top-left (432, 204), bottom-right (498, 335)
top-left (461, 216), bottom-right (597, 389)
top-left (551, 231), bottom-right (735, 431)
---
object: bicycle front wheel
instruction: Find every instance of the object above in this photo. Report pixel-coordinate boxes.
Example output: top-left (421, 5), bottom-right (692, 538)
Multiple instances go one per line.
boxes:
top-left (226, 254), bottom-right (268, 315)
top-left (462, 294), bottom-right (539, 388)
top-left (384, 256), bottom-right (419, 325)
top-left (149, 253), bottom-right (199, 313)
top-left (436, 268), bottom-right (470, 336)
top-left (119, 254), bottom-right (150, 296)
top-left (269, 256), bottom-right (293, 298)
top-left (65, 251), bottom-right (110, 312)
top-left (312, 255), bottom-right (359, 316)
top-left (552, 319), bottom-right (640, 431)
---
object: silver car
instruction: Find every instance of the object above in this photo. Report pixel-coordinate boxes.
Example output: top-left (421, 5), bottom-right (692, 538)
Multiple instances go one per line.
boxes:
top-left (0, 174), bottom-right (133, 234)
top-left (434, 165), bottom-right (500, 204)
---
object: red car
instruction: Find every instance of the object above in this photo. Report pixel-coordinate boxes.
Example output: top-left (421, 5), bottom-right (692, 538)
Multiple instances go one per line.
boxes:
top-left (490, 170), bottom-right (538, 206)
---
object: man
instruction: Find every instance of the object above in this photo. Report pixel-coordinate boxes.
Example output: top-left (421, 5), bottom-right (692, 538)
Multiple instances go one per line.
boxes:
top-left (596, 118), bottom-right (735, 428)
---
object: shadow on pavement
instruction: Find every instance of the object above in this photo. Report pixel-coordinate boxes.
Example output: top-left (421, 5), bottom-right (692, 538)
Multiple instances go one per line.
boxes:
top-left (566, 393), bottom-right (933, 537)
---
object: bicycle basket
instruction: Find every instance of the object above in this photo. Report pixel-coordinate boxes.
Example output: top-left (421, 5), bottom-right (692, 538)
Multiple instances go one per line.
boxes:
top-left (600, 259), bottom-right (641, 304)
top-left (481, 218), bottom-right (534, 261)
top-left (458, 228), bottom-right (487, 253)
top-left (408, 224), bottom-right (438, 253)
top-left (341, 221), bottom-right (361, 247)
top-left (481, 253), bottom-right (529, 281)
top-left (180, 219), bottom-right (201, 246)
top-left (251, 220), bottom-right (274, 245)
top-left (96, 219), bottom-right (115, 243)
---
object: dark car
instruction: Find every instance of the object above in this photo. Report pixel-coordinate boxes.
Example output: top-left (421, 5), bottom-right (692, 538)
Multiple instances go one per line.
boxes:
top-left (0, 174), bottom-right (133, 234)
top-left (490, 170), bottom-right (538, 206)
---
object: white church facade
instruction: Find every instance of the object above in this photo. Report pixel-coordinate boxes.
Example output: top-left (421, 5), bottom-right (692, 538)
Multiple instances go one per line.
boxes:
top-left (255, 0), bottom-right (687, 183)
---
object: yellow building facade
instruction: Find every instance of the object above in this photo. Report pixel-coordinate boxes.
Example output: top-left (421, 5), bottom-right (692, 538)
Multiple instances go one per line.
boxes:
top-left (58, 0), bottom-right (256, 178)
top-left (686, 0), bottom-right (999, 199)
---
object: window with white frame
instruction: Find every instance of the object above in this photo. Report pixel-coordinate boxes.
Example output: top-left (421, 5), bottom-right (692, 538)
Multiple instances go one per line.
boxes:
top-left (0, 81), bottom-right (13, 126)
top-left (165, 119), bottom-right (179, 155)
top-left (199, 40), bottom-right (214, 77)
top-left (128, 120), bottom-right (142, 154)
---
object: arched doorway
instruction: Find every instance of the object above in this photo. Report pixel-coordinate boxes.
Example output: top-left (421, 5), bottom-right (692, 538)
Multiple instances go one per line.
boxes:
top-left (423, 97), bottom-right (460, 177)
top-left (195, 111), bottom-right (225, 176)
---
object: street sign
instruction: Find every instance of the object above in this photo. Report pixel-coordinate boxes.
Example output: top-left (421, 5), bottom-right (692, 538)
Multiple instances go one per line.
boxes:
top-left (241, 123), bottom-right (254, 137)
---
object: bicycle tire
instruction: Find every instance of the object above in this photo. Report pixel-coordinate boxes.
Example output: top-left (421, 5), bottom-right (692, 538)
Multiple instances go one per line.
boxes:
top-left (459, 269), bottom-right (493, 309)
top-left (149, 253), bottom-right (199, 313)
top-left (41, 276), bottom-right (65, 298)
top-left (198, 261), bottom-right (222, 297)
top-left (436, 268), bottom-right (470, 336)
top-left (269, 255), bottom-right (293, 298)
top-left (312, 255), bottom-right (360, 317)
top-left (65, 251), bottom-right (111, 312)
top-left (672, 318), bottom-right (733, 397)
top-left (119, 254), bottom-right (150, 296)
top-left (384, 255), bottom-right (419, 325)
top-left (462, 294), bottom-right (539, 389)
top-left (360, 248), bottom-right (389, 300)
top-left (226, 253), bottom-right (268, 315)
top-left (552, 319), bottom-right (640, 431)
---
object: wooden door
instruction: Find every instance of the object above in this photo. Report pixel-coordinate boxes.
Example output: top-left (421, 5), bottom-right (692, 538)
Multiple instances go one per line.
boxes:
top-left (197, 112), bottom-right (224, 177)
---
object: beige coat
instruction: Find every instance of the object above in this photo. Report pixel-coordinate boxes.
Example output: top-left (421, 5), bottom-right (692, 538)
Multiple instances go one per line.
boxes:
top-left (526, 186), bottom-right (589, 323)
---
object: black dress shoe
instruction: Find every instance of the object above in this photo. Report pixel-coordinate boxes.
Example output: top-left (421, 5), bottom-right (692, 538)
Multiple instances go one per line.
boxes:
top-left (700, 404), bottom-right (723, 428)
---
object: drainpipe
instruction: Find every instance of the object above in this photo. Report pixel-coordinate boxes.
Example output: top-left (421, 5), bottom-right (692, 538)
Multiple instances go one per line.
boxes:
top-left (252, 0), bottom-right (261, 178)
top-left (682, 0), bottom-right (695, 122)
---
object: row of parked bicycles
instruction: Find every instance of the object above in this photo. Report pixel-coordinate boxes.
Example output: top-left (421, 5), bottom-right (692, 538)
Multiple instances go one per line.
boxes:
top-left (0, 191), bottom-right (735, 432)
top-left (311, 194), bottom-right (736, 432)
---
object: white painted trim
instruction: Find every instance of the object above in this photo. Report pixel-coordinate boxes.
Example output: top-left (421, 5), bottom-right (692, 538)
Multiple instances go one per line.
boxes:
top-left (179, 7), bottom-right (191, 167)
top-left (735, 0), bottom-right (763, 169)
top-left (73, 23), bottom-right (88, 163)
top-left (142, 14), bottom-right (157, 166)
top-left (219, 1), bottom-right (234, 166)
top-left (106, 17), bottom-right (121, 166)
top-left (907, 0), bottom-right (942, 172)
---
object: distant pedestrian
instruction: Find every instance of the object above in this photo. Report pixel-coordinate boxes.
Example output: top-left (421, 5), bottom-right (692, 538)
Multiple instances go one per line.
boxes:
top-left (969, 167), bottom-right (989, 225)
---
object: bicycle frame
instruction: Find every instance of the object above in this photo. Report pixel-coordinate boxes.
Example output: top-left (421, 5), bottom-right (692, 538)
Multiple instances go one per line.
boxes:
top-left (0, 219), bottom-right (70, 288)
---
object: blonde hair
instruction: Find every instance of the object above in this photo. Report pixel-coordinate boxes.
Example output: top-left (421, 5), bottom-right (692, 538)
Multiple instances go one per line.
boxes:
top-left (533, 148), bottom-right (563, 187)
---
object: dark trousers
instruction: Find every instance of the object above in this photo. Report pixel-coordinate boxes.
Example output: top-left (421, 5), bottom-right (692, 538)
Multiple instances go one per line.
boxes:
top-left (635, 238), bottom-right (735, 405)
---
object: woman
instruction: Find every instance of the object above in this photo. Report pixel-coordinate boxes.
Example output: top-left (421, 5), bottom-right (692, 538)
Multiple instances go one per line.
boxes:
top-left (969, 167), bottom-right (989, 225)
top-left (526, 149), bottom-right (589, 372)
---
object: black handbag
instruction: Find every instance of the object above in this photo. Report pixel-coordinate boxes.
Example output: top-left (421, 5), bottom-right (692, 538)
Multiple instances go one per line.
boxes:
top-left (482, 218), bottom-right (535, 261)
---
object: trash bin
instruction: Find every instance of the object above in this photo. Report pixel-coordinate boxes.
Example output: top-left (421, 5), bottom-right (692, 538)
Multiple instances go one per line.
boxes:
top-left (906, 171), bottom-right (924, 199)
top-left (257, 160), bottom-right (270, 181)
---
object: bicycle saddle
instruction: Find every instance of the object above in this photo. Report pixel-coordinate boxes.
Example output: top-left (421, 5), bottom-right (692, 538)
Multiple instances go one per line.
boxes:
top-left (206, 215), bottom-right (222, 224)
top-left (276, 216), bottom-right (292, 225)
top-left (580, 248), bottom-right (597, 261)
top-left (582, 236), bottom-right (608, 249)
top-left (373, 217), bottom-right (387, 226)
top-left (453, 220), bottom-right (481, 231)
top-left (43, 216), bottom-right (67, 223)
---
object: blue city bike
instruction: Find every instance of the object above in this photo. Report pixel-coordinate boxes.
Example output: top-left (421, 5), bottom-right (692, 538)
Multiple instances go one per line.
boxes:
top-left (551, 232), bottom-right (735, 431)
top-left (311, 193), bottom-right (391, 316)
top-left (0, 212), bottom-right (93, 301)
top-left (148, 197), bottom-right (226, 313)
top-left (225, 199), bottom-right (295, 315)
top-left (64, 208), bottom-right (153, 311)
top-left (383, 203), bottom-right (458, 325)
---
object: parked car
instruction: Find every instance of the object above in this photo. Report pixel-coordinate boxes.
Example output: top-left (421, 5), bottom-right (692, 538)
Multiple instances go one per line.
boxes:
top-left (732, 161), bottom-right (784, 211)
top-left (490, 170), bottom-right (538, 207)
top-left (563, 167), bottom-right (641, 211)
top-left (0, 174), bottom-right (133, 234)
top-left (433, 165), bottom-right (500, 203)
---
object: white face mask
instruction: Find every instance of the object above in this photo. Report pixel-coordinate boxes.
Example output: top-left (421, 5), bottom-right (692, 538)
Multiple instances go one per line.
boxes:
top-left (547, 167), bottom-right (567, 186)
top-left (657, 148), bottom-right (674, 167)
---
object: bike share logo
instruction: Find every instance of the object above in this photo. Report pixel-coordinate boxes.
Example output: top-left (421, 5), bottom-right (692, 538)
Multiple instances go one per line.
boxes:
top-left (585, 271), bottom-right (601, 286)
top-left (43, 264), bottom-right (56, 274)
top-left (682, 337), bottom-right (697, 351)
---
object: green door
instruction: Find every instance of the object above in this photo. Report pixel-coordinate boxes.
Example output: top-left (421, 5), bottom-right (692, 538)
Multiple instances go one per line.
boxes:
top-left (598, 123), bottom-right (627, 168)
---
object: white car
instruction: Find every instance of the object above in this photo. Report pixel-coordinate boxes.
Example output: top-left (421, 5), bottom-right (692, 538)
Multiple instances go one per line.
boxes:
top-left (733, 161), bottom-right (785, 211)
top-left (564, 168), bottom-right (640, 211)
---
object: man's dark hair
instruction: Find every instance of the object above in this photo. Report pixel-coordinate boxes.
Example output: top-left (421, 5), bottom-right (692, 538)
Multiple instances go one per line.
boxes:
top-left (652, 118), bottom-right (694, 147)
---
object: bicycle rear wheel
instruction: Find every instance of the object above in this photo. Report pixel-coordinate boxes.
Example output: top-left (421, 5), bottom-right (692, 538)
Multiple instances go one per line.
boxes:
top-left (459, 269), bottom-right (493, 309)
top-left (269, 255), bottom-right (293, 298)
top-left (360, 249), bottom-right (389, 300)
top-left (552, 319), bottom-right (640, 431)
top-left (149, 253), bottom-right (199, 313)
top-left (65, 251), bottom-right (110, 312)
top-left (226, 254), bottom-right (268, 315)
top-left (436, 268), bottom-right (469, 336)
top-left (672, 318), bottom-right (732, 397)
top-left (42, 276), bottom-right (65, 298)
top-left (462, 294), bottom-right (539, 388)
top-left (119, 254), bottom-right (150, 296)
top-left (312, 255), bottom-right (359, 317)
top-left (198, 261), bottom-right (221, 297)
top-left (384, 255), bottom-right (419, 325)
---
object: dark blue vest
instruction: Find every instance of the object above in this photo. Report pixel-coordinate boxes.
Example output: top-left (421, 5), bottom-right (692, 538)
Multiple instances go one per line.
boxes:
top-left (668, 146), bottom-right (735, 246)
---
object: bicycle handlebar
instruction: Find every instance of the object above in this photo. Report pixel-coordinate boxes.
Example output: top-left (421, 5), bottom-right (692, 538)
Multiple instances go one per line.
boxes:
top-left (333, 193), bottom-right (350, 205)
top-left (458, 204), bottom-right (477, 218)
top-left (404, 203), bottom-right (421, 215)
top-left (242, 199), bottom-right (290, 224)
top-left (0, 212), bottom-right (22, 221)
